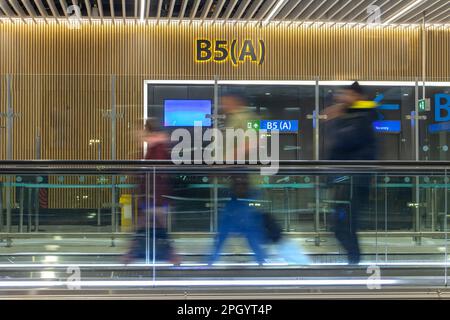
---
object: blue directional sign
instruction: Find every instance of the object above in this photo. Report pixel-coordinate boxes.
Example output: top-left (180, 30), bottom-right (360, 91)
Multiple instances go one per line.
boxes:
top-left (428, 121), bottom-right (450, 133)
top-left (374, 94), bottom-right (400, 110)
top-left (260, 120), bottom-right (299, 132)
top-left (373, 120), bottom-right (401, 133)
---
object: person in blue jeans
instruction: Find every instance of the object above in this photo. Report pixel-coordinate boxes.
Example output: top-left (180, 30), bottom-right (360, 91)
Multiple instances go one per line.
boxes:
top-left (208, 177), bottom-right (267, 265)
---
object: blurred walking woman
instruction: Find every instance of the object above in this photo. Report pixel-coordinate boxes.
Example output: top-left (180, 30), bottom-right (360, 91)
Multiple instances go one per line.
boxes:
top-left (123, 119), bottom-right (179, 264)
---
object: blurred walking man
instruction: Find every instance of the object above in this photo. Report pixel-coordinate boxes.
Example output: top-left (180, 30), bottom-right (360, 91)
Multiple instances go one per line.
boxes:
top-left (322, 81), bottom-right (378, 264)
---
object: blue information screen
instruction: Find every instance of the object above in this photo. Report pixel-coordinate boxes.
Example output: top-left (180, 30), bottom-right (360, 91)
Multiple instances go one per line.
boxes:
top-left (260, 120), bottom-right (299, 132)
top-left (164, 99), bottom-right (212, 127)
top-left (373, 120), bottom-right (401, 133)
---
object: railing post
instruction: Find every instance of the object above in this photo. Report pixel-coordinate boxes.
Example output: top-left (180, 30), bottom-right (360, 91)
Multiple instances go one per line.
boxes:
top-left (34, 185), bottom-right (39, 232)
top-left (19, 187), bottom-right (24, 233)
top-left (27, 188), bottom-right (32, 232)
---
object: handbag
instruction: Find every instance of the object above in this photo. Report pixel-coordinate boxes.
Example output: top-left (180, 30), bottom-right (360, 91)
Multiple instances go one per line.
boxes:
top-left (262, 212), bottom-right (282, 243)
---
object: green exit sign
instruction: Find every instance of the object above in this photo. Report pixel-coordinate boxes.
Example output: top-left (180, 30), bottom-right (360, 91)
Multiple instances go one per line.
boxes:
top-left (247, 120), bottom-right (260, 130)
top-left (418, 98), bottom-right (430, 112)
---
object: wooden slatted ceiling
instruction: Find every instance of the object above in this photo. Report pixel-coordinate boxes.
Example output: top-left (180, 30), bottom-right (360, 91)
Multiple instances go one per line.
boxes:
top-left (0, 1), bottom-right (448, 24)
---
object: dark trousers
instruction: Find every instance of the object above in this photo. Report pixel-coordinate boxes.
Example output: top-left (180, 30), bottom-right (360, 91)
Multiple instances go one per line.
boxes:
top-left (127, 227), bottom-right (172, 261)
top-left (331, 175), bottom-right (370, 264)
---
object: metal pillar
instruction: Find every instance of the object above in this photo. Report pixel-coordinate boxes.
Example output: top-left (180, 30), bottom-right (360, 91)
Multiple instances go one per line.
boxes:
top-left (97, 141), bottom-right (101, 161)
top-left (110, 75), bottom-right (117, 239)
top-left (111, 75), bottom-right (116, 161)
top-left (444, 169), bottom-right (448, 286)
top-left (314, 77), bottom-right (320, 161)
top-left (6, 75), bottom-right (12, 161)
top-left (0, 184), bottom-right (3, 233)
top-left (97, 142), bottom-right (101, 227)
top-left (422, 14), bottom-right (426, 101)
top-left (97, 207), bottom-right (101, 227)
top-left (111, 178), bottom-right (116, 234)
top-left (285, 189), bottom-right (290, 231)
top-left (34, 134), bottom-right (41, 233)
top-left (212, 76), bottom-right (219, 232)
top-left (414, 80), bottom-right (421, 244)
top-left (5, 75), bottom-right (12, 234)
top-left (314, 77), bottom-right (321, 245)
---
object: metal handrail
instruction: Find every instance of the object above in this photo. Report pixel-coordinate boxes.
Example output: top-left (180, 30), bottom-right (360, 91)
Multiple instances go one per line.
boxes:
top-left (0, 160), bottom-right (447, 174)
top-left (0, 160), bottom-right (449, 165)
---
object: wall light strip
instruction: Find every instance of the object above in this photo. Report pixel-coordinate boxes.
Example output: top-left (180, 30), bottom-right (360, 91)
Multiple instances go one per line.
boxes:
top-left (384, 0), bottom-right (425, 25)
top-left (0, 17), bottom-right (448, 29)
top-left (144, 80), bottom-right (215, 85)
top-left (143, 80), bottom-right (450, 87)
top-left (217, 80), bottom-right (316, 85)
top-left (358, 81), bottom-right (418, 87)
top-left (423, 82), bottom-right (450, 87)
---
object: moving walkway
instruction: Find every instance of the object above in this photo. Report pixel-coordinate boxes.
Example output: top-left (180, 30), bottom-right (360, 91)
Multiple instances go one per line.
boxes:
top-left (0, 160), bottom-right (449, 297)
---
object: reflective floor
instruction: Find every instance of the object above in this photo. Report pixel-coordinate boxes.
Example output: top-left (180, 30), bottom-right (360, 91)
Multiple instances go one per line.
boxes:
top-left (0, 233), bottom-right (449, 264)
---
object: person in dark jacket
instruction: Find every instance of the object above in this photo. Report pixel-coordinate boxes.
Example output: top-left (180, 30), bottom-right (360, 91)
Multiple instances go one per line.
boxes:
top-left (322, 81), bottom-right (378, 265)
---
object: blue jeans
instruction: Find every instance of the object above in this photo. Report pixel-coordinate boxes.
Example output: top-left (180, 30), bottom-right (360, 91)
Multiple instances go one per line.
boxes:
top-left (209, 197), bottom-right (267, 264)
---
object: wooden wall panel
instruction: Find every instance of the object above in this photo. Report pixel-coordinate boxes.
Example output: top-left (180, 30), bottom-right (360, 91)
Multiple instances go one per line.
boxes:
top-left (1, 23), bottom-right (448, 79)
top-left (0, 76), bottom-right (7, 159)
top-left (0, 23), bottom-right (448, 208)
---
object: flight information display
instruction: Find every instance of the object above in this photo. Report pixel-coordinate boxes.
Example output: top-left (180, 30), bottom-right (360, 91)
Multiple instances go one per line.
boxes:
top-left (164, 100), bottom-right (212, 127)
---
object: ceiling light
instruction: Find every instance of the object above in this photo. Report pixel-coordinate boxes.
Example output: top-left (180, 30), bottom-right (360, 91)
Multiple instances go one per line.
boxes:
top-left (40, 271), bottom-right (56, 279)
top-left (43, 256), bottom-right (58, 263)
top-left (384, 0), bottom-right (424, 24)
top-left (140, 0), bottom-right (146, 23)
top-left (263, 0), bottom-right (287, 26)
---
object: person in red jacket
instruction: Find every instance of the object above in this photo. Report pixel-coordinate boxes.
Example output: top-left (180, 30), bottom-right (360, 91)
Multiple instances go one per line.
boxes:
top-left (122, 119), bottom-right (179, 264)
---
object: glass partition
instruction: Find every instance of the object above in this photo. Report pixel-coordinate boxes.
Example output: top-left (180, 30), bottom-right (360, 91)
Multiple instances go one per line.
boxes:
top-left (0, 162), bottom-right (447, 292)
top-left (218, 84), bottom-right (315, 160)
top-left (419, 83), bottom-right (450, 161)
top-left (0, 73), bottom-right (449, 292)
top-left (1, 74), bottom-right (448, 164)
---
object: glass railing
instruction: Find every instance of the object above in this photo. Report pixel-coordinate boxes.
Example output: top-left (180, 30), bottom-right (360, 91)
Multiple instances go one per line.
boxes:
top-left (0, 161), bottom-right (448, 292)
